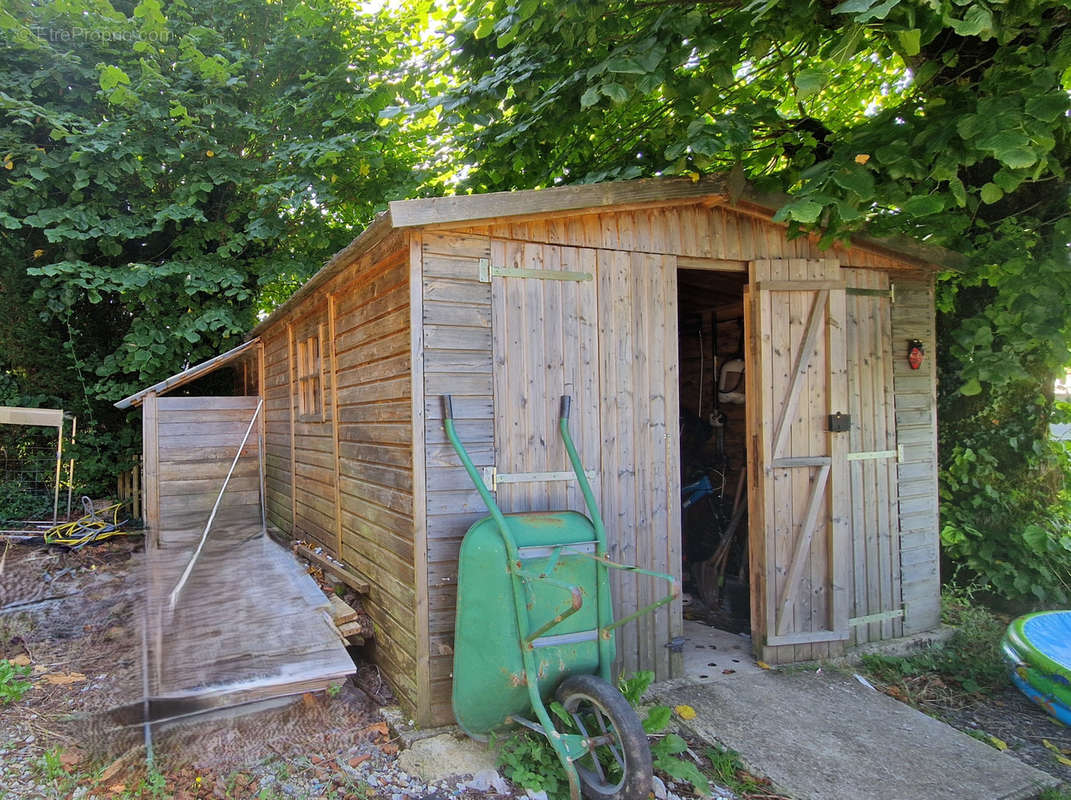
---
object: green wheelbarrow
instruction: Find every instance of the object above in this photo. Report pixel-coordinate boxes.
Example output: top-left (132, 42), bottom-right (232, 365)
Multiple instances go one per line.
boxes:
top-left (443, 395), bottom-right (679, 800)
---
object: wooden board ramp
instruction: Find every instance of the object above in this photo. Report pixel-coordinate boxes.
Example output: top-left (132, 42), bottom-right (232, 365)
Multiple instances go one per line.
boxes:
top-left (144, 509), bottom-right (354, 716)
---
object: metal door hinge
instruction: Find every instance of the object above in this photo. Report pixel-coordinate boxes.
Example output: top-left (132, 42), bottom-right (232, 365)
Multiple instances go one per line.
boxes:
top-left (478, 258), bottom-right (592, 284)
top-left (481, 467), bottom-right (597, 492)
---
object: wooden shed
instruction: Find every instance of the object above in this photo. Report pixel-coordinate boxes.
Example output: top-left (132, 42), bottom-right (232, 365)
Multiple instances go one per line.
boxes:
top-left (120, 176), bottom-right (952, 726)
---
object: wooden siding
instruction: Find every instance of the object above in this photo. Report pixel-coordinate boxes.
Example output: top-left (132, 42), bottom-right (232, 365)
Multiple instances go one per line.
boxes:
top-left (420, 232), bottom-right (494, 725)
top-left (260, 229), bottom-right (420, 718)
top-left (417, 232), bottom-right (683, 724)
top-left (440, 203), bottom-right (918, 272)
top-left (149, 396), bottom-right (262, 549)
top-left (844, 269), bottom-right (902, 644)
top-left (891, 275), bottom-right (941, 633)
top-left (263, 326), bottom-right (294, 534)
top-left (289, 301), bottom-right (338, 555)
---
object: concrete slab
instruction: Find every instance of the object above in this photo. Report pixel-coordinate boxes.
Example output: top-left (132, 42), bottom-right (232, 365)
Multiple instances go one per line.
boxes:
top-left (395, 732), bottom-right (498, 782)
top-left (654, 670), bottom-right (1060, 800)
top-left (680, 620), bottom-right (765, 683)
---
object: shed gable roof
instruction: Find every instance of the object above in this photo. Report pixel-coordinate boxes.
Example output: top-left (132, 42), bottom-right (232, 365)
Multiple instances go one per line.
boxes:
top-left (249, 175), bottom-right (961, 339)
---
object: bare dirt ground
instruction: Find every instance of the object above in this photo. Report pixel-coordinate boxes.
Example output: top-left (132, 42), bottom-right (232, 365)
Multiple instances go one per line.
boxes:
top-left (0, 538), bottom-right (466, 799)
top-left (865, 662), bottom-right (1071, 788)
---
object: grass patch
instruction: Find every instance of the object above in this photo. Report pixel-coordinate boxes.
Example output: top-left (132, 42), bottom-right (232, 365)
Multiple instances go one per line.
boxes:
top-left (859, 588), bottom-right (1008, 710)
top-left (1037, 786), bottom-right (1071, 800)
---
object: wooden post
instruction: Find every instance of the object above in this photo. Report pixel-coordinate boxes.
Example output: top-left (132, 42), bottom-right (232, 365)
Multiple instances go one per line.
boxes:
top-left (287, 324), bottom-right (298, 532)
top-left (328, 294), bottom-right (343, 559)
top-left (51, 413), bottom-right (63, 524)
top-left (66, 416), bottom-right (76, 519)
top-left (143, 392), bottom-right (160, 545)
top-left (258, 342), bottom-right (268, 534)
top-left (132, 455), bottom-right (141, 520)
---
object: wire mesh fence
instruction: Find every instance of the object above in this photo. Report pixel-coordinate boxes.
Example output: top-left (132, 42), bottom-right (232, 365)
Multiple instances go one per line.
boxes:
top-left (0, 408), bottom-right (73, 526)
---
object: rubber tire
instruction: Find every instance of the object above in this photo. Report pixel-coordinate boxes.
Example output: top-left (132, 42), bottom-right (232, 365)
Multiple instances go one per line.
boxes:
top-left (554, 674), bottom-right (653, 800)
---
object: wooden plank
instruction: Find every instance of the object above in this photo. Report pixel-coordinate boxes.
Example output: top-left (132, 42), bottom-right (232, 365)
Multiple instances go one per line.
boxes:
top-left (0, 407), bottom-right (63, 427)
top-left (409, 231), bottom-right (433, 725)
top-left (392, 176), bottom-right (726, 229)
top-left (826, 268), bottom-right (850, 639)
top-left (771, 289), bottom-right (830, 461)
top-left (143, 392), bottom-right (160, 544)
top-left (293, 541), bottom-right (371, 594)
top-left (328, 594), bottom-right (359, 625)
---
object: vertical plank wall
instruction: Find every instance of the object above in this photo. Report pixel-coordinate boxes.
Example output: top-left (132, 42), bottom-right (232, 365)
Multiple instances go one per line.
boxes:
top-left (262, 328), bottom-right (294, 534)
top-left (890, 275), bottom-right (941, 633)
top-left (843, 269), bottom-right (902, 644)
top-left (261, 232), bottom-right (419, 715)
top-left (151, 396), bottom-right (263, 548)
top-left (416, 228), bottom-right (683, 725)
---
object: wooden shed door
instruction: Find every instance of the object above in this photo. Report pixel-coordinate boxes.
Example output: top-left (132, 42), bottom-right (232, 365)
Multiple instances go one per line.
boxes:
top-left (747, 259), bottom-right (850, 657)
top-left (487, 240), bottom-right (601, 514)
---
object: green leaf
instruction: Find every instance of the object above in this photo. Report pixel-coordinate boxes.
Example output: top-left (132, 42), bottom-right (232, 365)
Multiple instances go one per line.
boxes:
top-left (606, 56), bottom-right (647, 75)
top-left (949, 6), bottom-right (993, 38)
top-left (98, 65), bottom-right (130, 91)
top-left (980, 182), bottom-right (1004, 204)
top-left (642, 705), bottom-right (672, 733)
top-left (497, 23), bottom-right (519, 48)
top-left (1025, 94), bottom-right (1069, 123)
top-left (580, 86), bottom-right (602, 108)
top-left (516, 0), bottom-right (539, 23)
top-left (473, 16), bottom-right (494, 39)
top-left (602, 83), bottom-right (629, 104)
top-left (794, 69), bottom-right (826, 98)
top-left (948, 176), bottom-right (967, 207)
top-left (832, 0), bottom-right (899, 20)
top-left (832, 166), bottom-right (875, 199)
top-left (895, 28), bottom-right (921, 57)
top-left (996, 147), bottom-right (1037, 169)
top-left (903, 194), bottom-right (945, 217)
top-left (960, 378), bottom-right (983, 396)
top-left (773, 198), bottom-right (824, 224)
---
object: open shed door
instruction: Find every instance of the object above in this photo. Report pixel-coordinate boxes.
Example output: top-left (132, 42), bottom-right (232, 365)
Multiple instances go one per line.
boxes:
top-left (746, 258), bottom-right (850, 662)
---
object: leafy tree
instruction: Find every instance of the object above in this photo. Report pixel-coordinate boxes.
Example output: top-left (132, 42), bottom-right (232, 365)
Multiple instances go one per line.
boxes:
top-left (0, 0), bottom-right (430, 491)
top-left (435, 0), bottom-right (1071, 603)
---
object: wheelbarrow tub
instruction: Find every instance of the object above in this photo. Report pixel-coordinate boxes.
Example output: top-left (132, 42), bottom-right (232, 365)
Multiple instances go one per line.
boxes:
top-left (452, 510), bottom-right (613, 738)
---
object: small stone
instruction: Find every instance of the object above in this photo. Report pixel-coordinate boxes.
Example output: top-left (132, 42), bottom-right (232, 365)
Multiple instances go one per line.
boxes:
top-left (652, 776), bottom-right (668, 800)
top-left (526, 790), bottom-right (549, 800)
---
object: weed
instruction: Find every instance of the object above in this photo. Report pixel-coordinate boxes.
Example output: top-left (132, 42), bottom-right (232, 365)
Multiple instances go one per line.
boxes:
top-left (34, 749), bottom-right (65, 782)
top-left (1037, 785), bottom-right (1071, 800)
top-left (0, 658), bottom-right (32, 704)
top-left (326, 681), bottom-right (342, 698)
top-left (860, 589), bottom-right (1007, 708)
top-left (145, 764), bottom-right (168, 799)
top-left (493, 671), bottom-right (712, 800)
top-left (704, 745), bottom-right (786, 798)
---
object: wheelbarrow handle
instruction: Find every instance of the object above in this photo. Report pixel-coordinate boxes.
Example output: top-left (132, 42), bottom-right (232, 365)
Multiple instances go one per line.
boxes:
top-left (442, 394), bottom-right (454, 420)
top-left (560, 395), bottom-right (571, 421)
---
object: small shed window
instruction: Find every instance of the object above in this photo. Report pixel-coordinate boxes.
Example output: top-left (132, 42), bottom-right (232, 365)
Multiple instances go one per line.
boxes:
top-left (296, 334), bottom-right (322, 419)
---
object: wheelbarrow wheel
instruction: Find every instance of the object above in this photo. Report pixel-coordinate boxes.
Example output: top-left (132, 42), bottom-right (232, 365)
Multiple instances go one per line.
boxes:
top-left (555, 674), bottom-right (653, 800)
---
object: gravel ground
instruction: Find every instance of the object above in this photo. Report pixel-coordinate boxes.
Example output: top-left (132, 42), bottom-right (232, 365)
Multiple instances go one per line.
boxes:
top-left (0, 537), bottom-right (528, 799)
